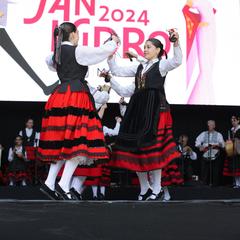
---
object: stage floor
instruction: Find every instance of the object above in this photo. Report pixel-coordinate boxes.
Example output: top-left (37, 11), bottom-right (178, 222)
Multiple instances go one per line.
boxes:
top-left (0, 186), bottom-right (240, 240)
top-left (0, 200), bottom-right (239, 240)
top-left (1, 185), bottom-right (240, 201)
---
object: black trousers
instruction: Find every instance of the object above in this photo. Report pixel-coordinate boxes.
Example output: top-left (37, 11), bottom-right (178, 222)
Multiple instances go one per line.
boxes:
top-left (201, 157), bottom-right (221, 186)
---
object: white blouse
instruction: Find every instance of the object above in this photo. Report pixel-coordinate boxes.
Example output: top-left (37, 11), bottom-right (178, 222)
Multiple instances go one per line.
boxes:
top-left (46, 40), bottom-right (117, 71)
top-left (108, 46), bottom-right (182, 98)
top-left (8, 146), bottom-right (27, 162)
top-left (88, 84), bottom-right (110, 110)
top-left (110, 77), bottom-right (135, 98)
top-left (108, 46), bottom-right (182, 77)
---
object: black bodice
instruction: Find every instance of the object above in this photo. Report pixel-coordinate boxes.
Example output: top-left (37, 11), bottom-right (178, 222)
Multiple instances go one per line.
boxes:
top-left (56, 45), bottom-right (89, 93)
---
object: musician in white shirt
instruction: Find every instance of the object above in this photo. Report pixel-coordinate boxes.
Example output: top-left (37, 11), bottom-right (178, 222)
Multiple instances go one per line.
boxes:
top-left (195, 120), bottom-right (225, 186)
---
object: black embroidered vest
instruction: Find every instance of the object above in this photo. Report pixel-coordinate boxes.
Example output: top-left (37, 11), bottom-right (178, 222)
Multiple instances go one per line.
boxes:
top-left (22, 129), bottom-right (36, 147)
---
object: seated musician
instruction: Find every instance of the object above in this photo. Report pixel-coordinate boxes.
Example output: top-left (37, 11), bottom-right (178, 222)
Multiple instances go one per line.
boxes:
top-left (178, 134), bottom-right (197, 182)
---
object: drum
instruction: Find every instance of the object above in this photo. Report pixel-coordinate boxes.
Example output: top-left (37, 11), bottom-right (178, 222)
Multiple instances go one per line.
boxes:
top-left (225, 140), bottom-right (234, 157)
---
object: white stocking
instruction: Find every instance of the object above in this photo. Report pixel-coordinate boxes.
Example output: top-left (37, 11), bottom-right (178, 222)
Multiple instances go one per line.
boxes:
top-left (163, 186), bottom-right (171, 201)
top-left (235, 176), bottom-right (240, 187)
top-left (71, 176), bottom-right (87, 193)
top-left (92, 186), bottom-right (98, 197)
top-left (45, 160), bottom-right (65, 191)
top-left (58, 158), bottom-right (81, 193)
top-left (150, 169), bottom-right (162, 195)
top-left (100, 186), bottom-right (106, 195)
top-left (136, 171), bottom-right (151, 195)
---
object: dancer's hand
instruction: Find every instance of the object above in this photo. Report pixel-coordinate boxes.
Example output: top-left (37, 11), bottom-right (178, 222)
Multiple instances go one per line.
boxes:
top-left (183, 146), bottom-right (193, 154)
top-left (172, 32), bottom-right (180, 46)
top-left (168, 29), bottom-right (180, 46)
top-left (115, 117), bottom-right (122, 123)
top-left (102, 103), bottom-right (108, 110)
top-left (119, 97), bottom-right (125, 104)
top-left (112, 35), bottom-right (120, 45)
top-left (101, 84), bottom-right (111, 93)
top-left (125, 51), bottom-right (138, 61)
top-left (108, 55), bottom-right (114, 60)
top-left (199, 146), bottom-right (205, 152)
top-left (98, 69), bottom-right (112, 83)
top-left (16, 153), bottom-right (24, 158)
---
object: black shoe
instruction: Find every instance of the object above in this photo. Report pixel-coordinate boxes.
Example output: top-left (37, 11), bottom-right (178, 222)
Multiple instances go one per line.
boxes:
top-left (39, 182), bottom-right (60, 200)
top-left (146, 190), bottom-right (164, 201)
top-left (98, 193), bottom-right (105, 200)
top-left (69, 188), bottom-right (82, 200)
top-left (93, 196), bottom-right (98, 201)
top-left (55, 184), bottom-right (72, 200)
top-left (138, 188), bottom-right (153, 201)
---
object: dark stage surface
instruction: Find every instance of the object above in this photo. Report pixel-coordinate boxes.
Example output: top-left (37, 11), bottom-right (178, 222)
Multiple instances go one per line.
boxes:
top-left (0, 186), bottom-right (240, 240)
top-left (1, 185), bottom-right (240, 201)
top-left (0, 200), bottom-right (240, 240)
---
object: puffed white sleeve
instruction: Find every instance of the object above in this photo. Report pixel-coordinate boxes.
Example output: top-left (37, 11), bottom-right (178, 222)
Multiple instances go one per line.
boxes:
top-left (45, 54), bottom-right (56, 71)
top-left (24, 151), bottom-right (28, 161)
top-left (88, 84), bottom-right (110, 105)
top-left (110, 77), bottom-right (135, 98)
top-left (103, 122), bottom-right (121, 136)
top-left (190, 151), bottom-right (198, 160)
top-left (159, 46), bottom-right (183, 77)
top-left (75, 40), bottom-right (117, 66)
top-left (35, 132), bottom-right (40, 147)
top-left (218, 133), bottom-right (225, 148)
top-left (195, 132), bottom-right (204, 147)
top-left (107, 56), bottom-right (139, 77)
top-left (93, 91), bottom-right (110, 105)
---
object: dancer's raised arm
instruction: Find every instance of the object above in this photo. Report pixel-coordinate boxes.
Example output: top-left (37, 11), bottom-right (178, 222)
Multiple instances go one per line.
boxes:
top-left (108, 55), bottom-right (139, 77)
top-left (159, 32), bottom-right (183, 77)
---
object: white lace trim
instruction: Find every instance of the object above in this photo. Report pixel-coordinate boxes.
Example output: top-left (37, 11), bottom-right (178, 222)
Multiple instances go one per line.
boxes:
top-left (67, 155), bottom-right (97, 166)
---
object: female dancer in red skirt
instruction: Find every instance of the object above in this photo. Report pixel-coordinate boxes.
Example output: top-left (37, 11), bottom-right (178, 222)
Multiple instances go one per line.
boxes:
top-left (58, 85), bottom-right (112, 200)
top-left (107, 31), bottom-right (182, 200)
top-left (38, 22), bottom-right (119, 199)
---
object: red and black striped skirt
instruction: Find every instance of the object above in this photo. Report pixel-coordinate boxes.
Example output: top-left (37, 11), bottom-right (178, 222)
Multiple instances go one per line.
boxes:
top-left (37, 87), bottom-right (108, 163)
top-left (58, 163), bottom-right (102, 179)
top-left (25, 146), bottom-right (37, 161)
top-left (109, 111), bottom-right (180, 172)
top-left (223, 156), bottom-right (240, 176)
top-left (161, 161), bottom-right (184, 186)
top-left (84, 164), bottom-right (111, 187)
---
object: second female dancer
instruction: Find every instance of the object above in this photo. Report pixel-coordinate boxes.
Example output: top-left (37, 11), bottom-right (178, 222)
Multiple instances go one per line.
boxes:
top-left (108, 31), bottom-right (182, 200)
top-left (38, 22), bottom-right (119, 199)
